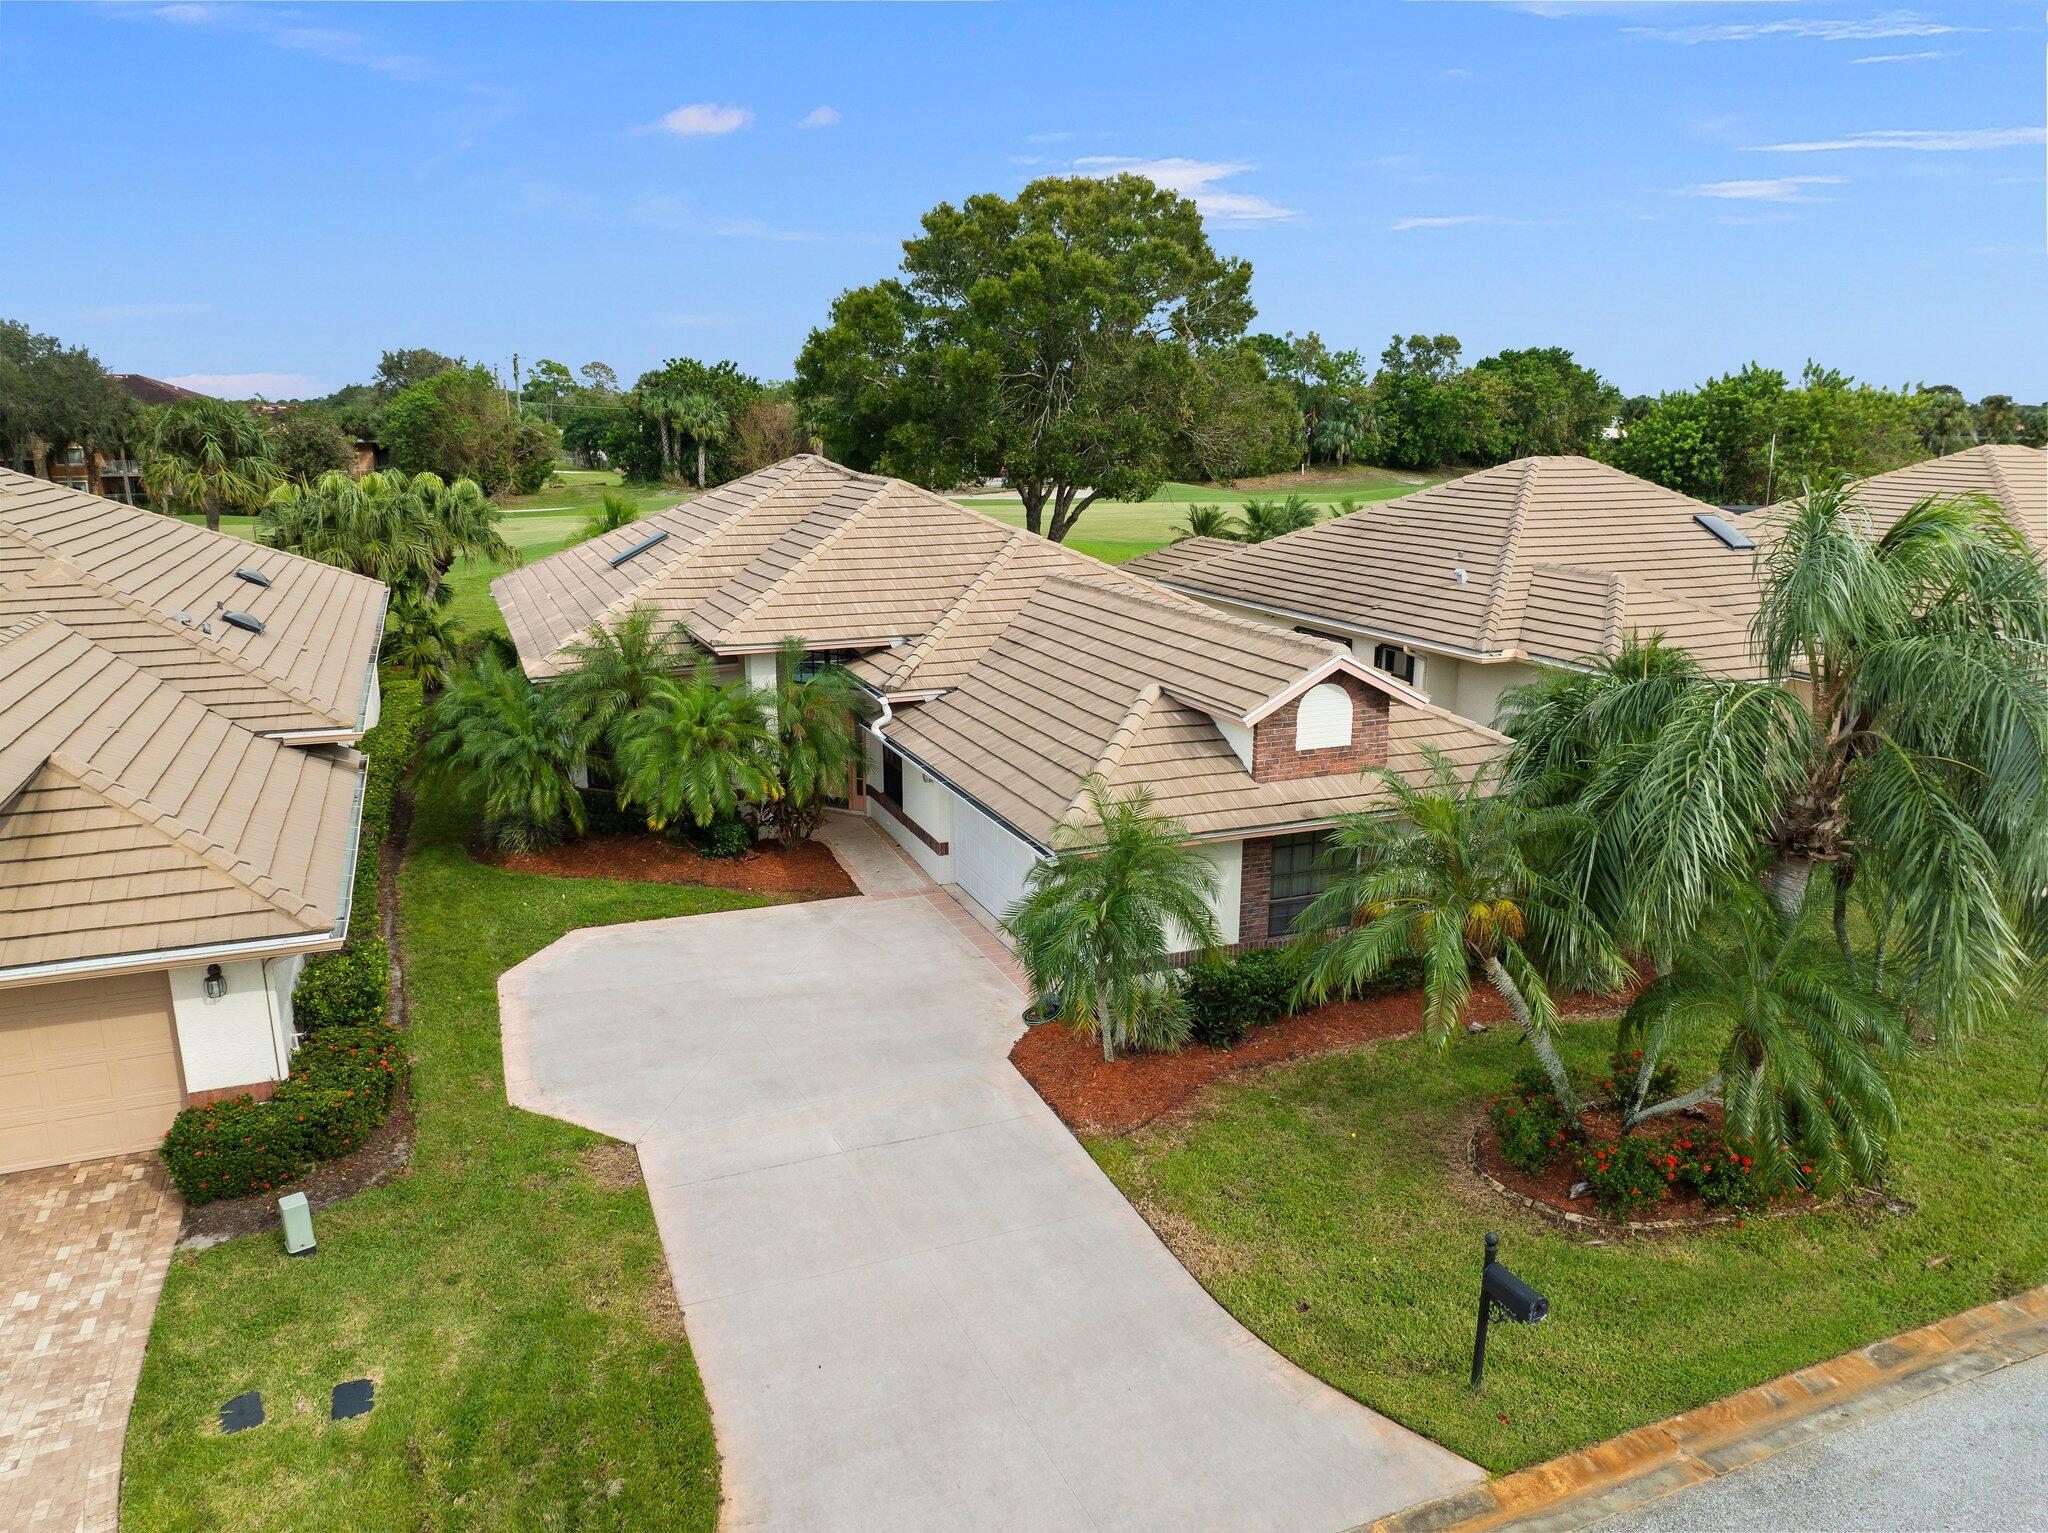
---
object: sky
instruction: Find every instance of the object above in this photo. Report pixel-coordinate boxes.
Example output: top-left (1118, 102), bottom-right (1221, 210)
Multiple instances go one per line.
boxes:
top-left (1, 1), bottom-right (2042, 402)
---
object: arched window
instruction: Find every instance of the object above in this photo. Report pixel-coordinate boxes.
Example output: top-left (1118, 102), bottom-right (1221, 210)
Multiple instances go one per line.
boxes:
top-left (1295, 682), bottom-right (1353, 751)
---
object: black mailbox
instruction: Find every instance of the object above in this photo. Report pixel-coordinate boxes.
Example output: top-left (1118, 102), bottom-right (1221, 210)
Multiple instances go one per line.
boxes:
top-left (1470, 1232), bottom-right (1548, 1389)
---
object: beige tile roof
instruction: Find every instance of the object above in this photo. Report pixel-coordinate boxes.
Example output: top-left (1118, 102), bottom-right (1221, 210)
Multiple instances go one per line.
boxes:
top-left (1763, 445), bottom-right (2047, 544)
top-left (0, 467), bottom-right (387, 734)
top-left (1118, 536), bottom-right (1243, 582)
top-left (1155, 457), bottom-right (1768, 679)
top-left (883, 575), bottom-right (1507, 847)
top-left (497, 455), bottom-right (1141, 678)
top-left (0, 617), bottom-right (362, 977)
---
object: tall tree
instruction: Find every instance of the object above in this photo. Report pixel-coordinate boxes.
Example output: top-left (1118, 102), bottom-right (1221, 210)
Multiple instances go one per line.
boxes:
top-left (1004, 780), bottom-right (1220, 1061)
top-left (796, 173), bottom-right (1266, 543)
top-left (1468, 346), bottom-right (1621, 459)
top-left (671, 392), bottom-right (730, 489)
top-left (269, 404), bottom-right (356, 483)
top-left (0, 319), bottom-right (138, 474)
top-left (374, 347), bottom-right (463, 396)
top-left (521, 358), bottom-right (577, 421)
top-left (1250, 331), bottom-right (1369, 469)
top-left (142, 398), bottom-right (281, 531)
top-left (261, 467), bottom-right (512, 605)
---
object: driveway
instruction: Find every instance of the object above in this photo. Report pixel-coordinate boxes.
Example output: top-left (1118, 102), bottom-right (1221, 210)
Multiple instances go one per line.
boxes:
top-left (0, 1154), bottom-right (181, 1533)
top-left (501, 889), bottom-right (1480, 1532)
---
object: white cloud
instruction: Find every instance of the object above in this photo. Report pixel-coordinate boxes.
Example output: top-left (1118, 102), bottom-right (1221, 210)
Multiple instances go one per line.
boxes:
top-left (1024, 130), bottom-right (1078, 145)
top-left (1070, 157), bottom-right (1294, 223)
top-left (166, 372), bottom-right (321, 399)
top-left (145, 4), bottom-right (423, 80)
top-left (1630, 12), bottom-right (1975, 45)
top-left (1752, 127), bottom-right (2045, 153)
top-left (1391, 214), bottom-right (1504, 231)
top-left (643, 102), bottom-right (753, 137)
top-left (709, 217), bottom-right (821, 243)
top-left (1676, 175), bottom-right (1846, 202)
top-left (1852, 51), bottom-right (1954, 65)
top-left (797, 105), bottom-right (840, 130)
top-left (78, 301), bottom-right (211, 321)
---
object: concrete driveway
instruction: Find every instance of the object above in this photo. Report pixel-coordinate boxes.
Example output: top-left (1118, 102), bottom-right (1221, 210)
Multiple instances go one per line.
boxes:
top-left (501, 891), bottom-right (1480, 1533)
top-left (0, 1155), bottom-right (181, 1533)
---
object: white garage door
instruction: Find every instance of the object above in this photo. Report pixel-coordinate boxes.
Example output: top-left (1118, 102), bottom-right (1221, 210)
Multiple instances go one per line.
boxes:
top-left (951, 795), bottom-right (1043, 923)
top-left (0, 972), bottom-right (183, 1174)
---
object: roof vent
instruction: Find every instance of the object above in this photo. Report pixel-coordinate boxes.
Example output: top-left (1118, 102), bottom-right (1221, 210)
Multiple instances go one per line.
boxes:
top-left (1453, 567), bottom-right (1469, 585)
top-left (235, 566), bottom-right (272, 587)
top-left (1693, 512), bottom-right (1755, 550)
top-left (221, 610), bottom-right (265, 635)
top-left (607, 529), bottom-right (670, 568)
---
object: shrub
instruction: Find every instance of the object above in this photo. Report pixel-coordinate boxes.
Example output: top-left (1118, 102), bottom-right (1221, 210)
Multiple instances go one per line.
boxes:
top-left (689, 811), bottom-right (753, 860)
top-left (1180, 946), bottom-right (1308, 1048)
top-left (1489, 1089), bottom-right (1573, 1174)
top-left (1596, 1047), bottom-right (1680, 1109)
top-left (293, 941), bottom-right (388, 1031)
top-left (160, 1023), bottom-right (405, 1205)
top-left (1670, 1133), bottom-right (1767, 1212)
top-left (1577, 1136), bottom-right (1670, 1222)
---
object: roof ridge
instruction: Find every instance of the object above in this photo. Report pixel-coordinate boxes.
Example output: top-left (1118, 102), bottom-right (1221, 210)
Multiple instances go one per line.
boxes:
top-left (878, 528), bottom-right (1031, 691)
top-left (22, 556), bottom-right (350, 727)
top-left (1475, 457), bottom-right (1540, 651)
top-left (40, 750), bottom-right (335, 929)
top-left (1981, 445), bottom-right (2021, 521)
top-left (1036, 567), bottom-right (1333, 657)
top-left (1059, 681), bottom-right (1162, 831)
top-left (1601, 570), bottom-right (1626, 653)
top-left (704, 474), bottom-right (896, 637)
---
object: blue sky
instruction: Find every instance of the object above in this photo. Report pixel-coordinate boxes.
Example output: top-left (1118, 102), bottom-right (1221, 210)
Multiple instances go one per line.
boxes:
top-left (2, 2), bottom-right (2042, 400)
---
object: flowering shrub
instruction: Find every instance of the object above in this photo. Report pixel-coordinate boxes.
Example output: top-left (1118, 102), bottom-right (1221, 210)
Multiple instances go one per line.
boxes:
top-left (160, 1023), bottom-right (405, 1205)
top-left (1597, 1047), bottom-right (1680, 1108)
top-left (1577, 1136), bottom-right (1668, 1221)
top-left (1670, 1134), bottom-right (1767, 1211)
top-left (1489, 1089), bottom-right (1573, 1173)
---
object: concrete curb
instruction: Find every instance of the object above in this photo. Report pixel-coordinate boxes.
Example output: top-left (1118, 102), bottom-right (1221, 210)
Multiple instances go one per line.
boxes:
top-left (1362, 1284), bottom-right (2048, 1532)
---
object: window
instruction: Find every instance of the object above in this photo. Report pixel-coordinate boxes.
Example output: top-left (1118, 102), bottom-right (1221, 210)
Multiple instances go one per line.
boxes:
top-left (1268, 831), bottom-right (1334, 937)
top-left (792, 647), bottom-right (860, 683)
top-left (60, 445), bottom-right (85, 466)
top-left (1294, 682), bottom-right (1353, 751)
top-left (1293, 624), bottom-right (1352, 649)
top-left (882, 744), bottom-right (905, 806)
top-left (1372, 643), bottom-right (1417, 684)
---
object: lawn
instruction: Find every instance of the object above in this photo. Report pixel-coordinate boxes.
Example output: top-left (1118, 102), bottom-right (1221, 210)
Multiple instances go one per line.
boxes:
top-left (122, 791), bottom-right (761, 1532)
top-left (495, 470), bottom-right (689, 520)
top-left (1088, 1008), bottom-right (2048, 1475)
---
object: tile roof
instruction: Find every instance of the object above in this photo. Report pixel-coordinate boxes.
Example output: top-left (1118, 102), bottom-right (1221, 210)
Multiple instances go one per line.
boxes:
top-left (0, 617), bottom-right (362, 976)
top-left (883, 575), bottom-right (1507, 847)
top-left (0, 467), bottom-right (387, 733)
top-left (495, 454), bottom-right (1156, 679)
top-left (1153, 457), bottom-right (1768, 679)
top-left (1764, 445), bottom-right (2047, 545)
top-left (1118, 536), bottom-right (1243, 582)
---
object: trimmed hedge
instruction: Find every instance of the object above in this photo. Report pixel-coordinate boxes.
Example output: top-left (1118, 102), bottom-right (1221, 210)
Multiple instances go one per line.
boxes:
top-left (346, 673), bottom-right (424, 934)
top-left (1180, 947), bottom-right (1311, 1048)
top-left (293, 940), bottom-right (389, 1032)
top-left (161, 1023), bottom-right (405, 1205)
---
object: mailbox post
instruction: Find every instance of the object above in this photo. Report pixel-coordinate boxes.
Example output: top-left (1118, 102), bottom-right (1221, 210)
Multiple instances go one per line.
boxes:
top-left (1471, 1231), bottom-right (1548, 1390)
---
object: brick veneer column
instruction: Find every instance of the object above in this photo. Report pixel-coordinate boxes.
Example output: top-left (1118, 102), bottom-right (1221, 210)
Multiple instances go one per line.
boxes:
top-left (1250, 672), bottom-right (1389, 783)
top-left (1239, 837), bottom-right (1274, 944)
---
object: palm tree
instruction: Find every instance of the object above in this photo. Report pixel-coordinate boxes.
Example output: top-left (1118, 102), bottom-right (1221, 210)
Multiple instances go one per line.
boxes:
top-left (142, 398), bottom-right (281, 531)
top-left (1173, 504), bottom-right (1242, 542)
top-left (614, 662), bottom-right (774, 832)
top-left (422, 651), bottom-right (586, 851)
top-left (263, 468), bottom-right (513, 608)
top-left (553, 605), bottom-right (697, 765)
top-left (381, 598), bottom-right (462, 685)
top-left (410, 471), bottom-right (514, 604)
top-left (670, 393), bottom-right (730, 489)
top-left (581, 490), bottom-right (640, 542)
top-left (1004, 780), bottom-right (1220, 1062)
top-left (760, 637), bottom-right (864, 846)
top-left (1619, 888), bottom-right (1906, 1196)
top-left (1501, 485), bottom-right (2048, 1038)
top-left (1239, 494), bottom-right (1319, 543)
top-left (1297, 752), bottom-right (1631, 1115)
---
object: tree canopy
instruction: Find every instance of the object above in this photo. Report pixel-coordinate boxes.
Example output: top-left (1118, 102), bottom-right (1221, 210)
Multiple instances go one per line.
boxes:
top-left (379, 366), bottom-right (557, 494)
top-left (0, 318), bottom-right (138, 469)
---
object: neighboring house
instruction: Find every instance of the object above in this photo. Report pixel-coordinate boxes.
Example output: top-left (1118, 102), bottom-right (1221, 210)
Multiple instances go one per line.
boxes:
top-left (1125, 456), bottom-right (1768, 725)
top-left (0, 468), bottom-right (387, 1174)
top-left (15, 374), bottom-right (208, 507)
top-left (1763, 443), bottom-right (2046, 543)
top-left (493, 453), bottom-right (1508, 942)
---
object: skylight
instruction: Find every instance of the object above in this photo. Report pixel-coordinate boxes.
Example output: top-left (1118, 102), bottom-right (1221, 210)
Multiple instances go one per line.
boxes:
top-left (607, 530), bottom-right (670, 568)
top-left (1693, 512), bottom-right (1755, 551)
top-left (222, 610), bottom-right (265, 635)
top-left (235, 567), bottom-right (272, 587)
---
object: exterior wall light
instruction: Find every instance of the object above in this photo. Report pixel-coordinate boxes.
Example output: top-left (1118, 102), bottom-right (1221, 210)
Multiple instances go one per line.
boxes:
top-left (203, 963), bottom-right (227, 1000)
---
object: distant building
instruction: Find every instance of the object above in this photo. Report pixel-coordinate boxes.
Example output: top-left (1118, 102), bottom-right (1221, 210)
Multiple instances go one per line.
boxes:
top-left (27, 374), bottom-right (207, 505)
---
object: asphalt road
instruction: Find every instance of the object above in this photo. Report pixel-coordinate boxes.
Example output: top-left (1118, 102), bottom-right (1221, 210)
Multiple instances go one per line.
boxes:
top-left (1593, 1353), bottom-right (2048, 1532)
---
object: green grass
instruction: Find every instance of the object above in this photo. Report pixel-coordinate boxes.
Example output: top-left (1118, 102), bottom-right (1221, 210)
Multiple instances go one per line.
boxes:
top-left (496, 473), bottom-right (689, 518)
top-left (1089, 1010), bottom-right (2048, 1475)
top-left (123, 792), bottom-right (764, 1531)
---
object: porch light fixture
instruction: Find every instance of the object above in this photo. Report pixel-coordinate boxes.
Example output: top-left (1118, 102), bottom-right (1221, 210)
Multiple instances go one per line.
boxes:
top-left (203, 962), bottom-right (226, 1000)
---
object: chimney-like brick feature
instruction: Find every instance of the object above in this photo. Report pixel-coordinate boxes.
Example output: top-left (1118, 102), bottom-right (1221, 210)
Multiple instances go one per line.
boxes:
top-left (1250, 671), bottom-right (1389, 783)
top-left (1240, 836), bottom-right (1274, 942)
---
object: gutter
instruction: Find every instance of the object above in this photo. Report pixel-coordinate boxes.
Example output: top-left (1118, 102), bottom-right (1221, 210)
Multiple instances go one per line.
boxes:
top-left (856, 681), bottom-right (1056, 858)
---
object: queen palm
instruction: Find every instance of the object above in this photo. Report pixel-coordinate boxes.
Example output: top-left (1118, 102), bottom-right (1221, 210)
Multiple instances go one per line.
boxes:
top-left (758, 637), bottom-right (863, 847)
top-left (1501, 485), bottom-right (2048, 1039)
top-left (1004, 780), bottom-right (1219, 1062)
top-left (410, 471), bottom-right (514, 604)
top-left (422, 651), bottom-right (586, 851)
top-left (1297, 752), bottom-right (1631, 1115)
top-left (1619, 889), bottom-right (1906, 1195)
top-left (142, 398), bottom-right (281, 531)
top-left (553, 605), bottom-right (698, 766)
top-left (381, 598), bottom-right (462, 684)
top-left (614, 662), bottom-right (774, 832)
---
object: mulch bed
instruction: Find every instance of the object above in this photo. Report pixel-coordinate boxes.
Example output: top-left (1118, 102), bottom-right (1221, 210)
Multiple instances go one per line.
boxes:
top-left (484, 832), bottom-right (858, 899)
top-left (1012, 984), bottom-right (1626, 1137)
top-left (1474, 1103), bottom-right (1734, 1228)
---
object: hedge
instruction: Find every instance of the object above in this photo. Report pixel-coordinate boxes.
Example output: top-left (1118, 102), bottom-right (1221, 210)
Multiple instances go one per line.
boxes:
top-left (345, 672), bottom-right (424, 937)
top-left (293, 940), bottom-right (389, 1032)
top-left (161, 1023), bottom-right (405, 1205)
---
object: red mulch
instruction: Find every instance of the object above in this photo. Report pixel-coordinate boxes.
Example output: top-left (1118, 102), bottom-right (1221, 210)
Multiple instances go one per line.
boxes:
top-left (485, 832), bottom-right (858, 899)
top-left (1475, 1103), bottom-right (1734, 1225)
top-left (1012, 984), bottom-right (1625, 1137)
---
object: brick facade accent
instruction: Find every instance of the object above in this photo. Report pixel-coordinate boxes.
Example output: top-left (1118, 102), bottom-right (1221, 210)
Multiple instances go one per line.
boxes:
top-left (1250, 671), bottom-right (1389, 783)
top-left (185, 1079), bottom-right (278, 1109)
top-left (1239, 836), bottom-right (1274, 944)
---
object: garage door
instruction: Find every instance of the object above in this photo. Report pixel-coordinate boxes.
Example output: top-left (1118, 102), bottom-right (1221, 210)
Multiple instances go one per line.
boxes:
top-left (951, 795), bottom-right (1043, 923)
top-left (0, 972), bottom-right (182, 1174)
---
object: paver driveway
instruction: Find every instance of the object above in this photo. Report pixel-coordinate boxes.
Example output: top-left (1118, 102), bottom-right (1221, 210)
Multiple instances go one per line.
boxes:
top-left (0, 1155), bottom-right (180, 1532)
top-left (501, 893), bottom-right (1481, 1532)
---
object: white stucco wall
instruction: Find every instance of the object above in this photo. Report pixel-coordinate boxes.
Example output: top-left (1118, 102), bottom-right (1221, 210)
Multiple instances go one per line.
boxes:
top-left (1446, 658), bottom-right (1541, 727)
top-left (870, 748), bottom-right (957, 883)
top-left (362, 667), bottom-right (382, 731)
top-left (169, 955), bottom-right (297, 1094)
top-left (950, 794), bottom-right (1042, 923)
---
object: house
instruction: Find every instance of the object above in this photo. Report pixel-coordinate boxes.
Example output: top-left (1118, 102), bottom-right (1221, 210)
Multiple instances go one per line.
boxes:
top-left (493, 454), bottom-right (1507, 941)
top-left (1762, 443), bottom-right (2046, 543)
top-left (15, 374), bottom-right (208, 507)
top-left (1124, 456), bottom-right (1769, 725)
top-left (0, 468), bottom-right (387, 1174)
